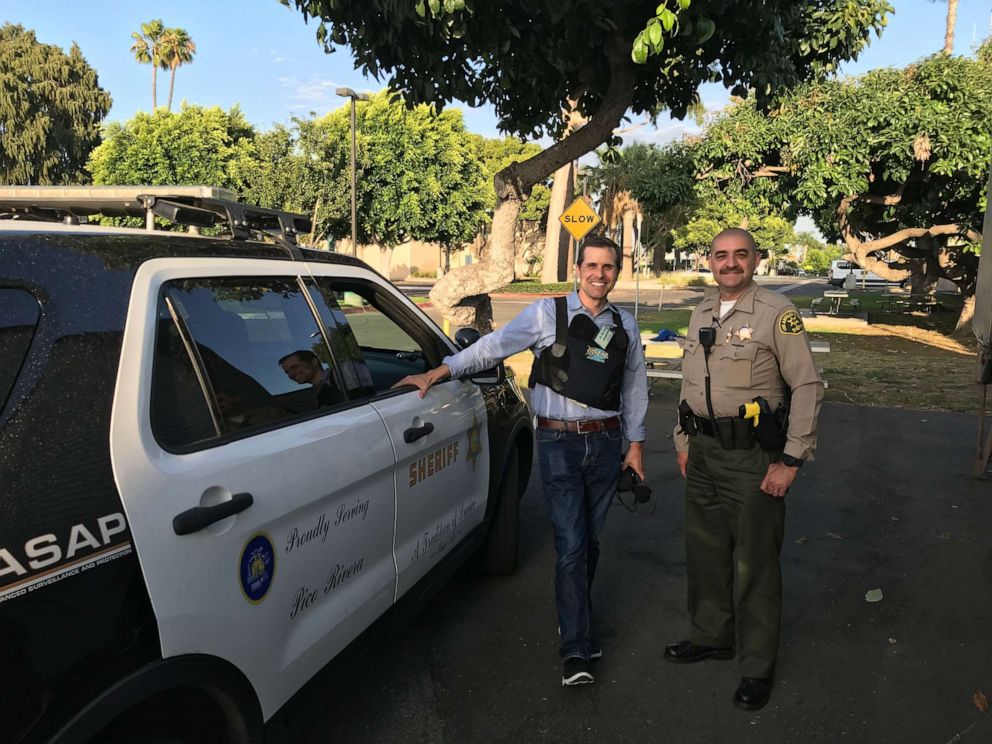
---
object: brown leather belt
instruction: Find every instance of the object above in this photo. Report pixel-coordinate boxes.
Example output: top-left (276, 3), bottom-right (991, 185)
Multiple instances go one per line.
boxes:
top-left (537, 416), bottom-right (622, 434)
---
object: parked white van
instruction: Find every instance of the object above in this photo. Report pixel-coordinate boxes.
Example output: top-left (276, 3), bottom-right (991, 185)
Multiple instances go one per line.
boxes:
top-left (827, 259), bottom-right (888, 286)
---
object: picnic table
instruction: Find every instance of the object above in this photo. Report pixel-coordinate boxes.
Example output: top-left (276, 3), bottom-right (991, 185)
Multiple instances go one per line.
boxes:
top-left (811, 290), bottom-right (860, 316)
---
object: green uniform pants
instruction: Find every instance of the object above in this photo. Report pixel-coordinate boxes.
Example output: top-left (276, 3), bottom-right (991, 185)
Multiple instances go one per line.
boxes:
top-left (685, 432), bottom-right (785, 679)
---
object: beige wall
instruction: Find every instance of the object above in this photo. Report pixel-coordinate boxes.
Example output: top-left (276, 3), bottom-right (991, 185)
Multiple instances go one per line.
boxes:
top-left (338, 227), bottom-right (546, 281)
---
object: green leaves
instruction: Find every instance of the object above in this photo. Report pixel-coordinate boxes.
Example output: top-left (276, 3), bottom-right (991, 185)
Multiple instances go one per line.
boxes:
top-left (1, 24), bottom-right (111, 185)
top-left (632, 1), bottom-right (686, 64)
top-left (649, 20), bottom-right (663, 46)
top-left (695, 17), bottom-right (715, 43)
top-left (88, 105), bottom-right (255, 190)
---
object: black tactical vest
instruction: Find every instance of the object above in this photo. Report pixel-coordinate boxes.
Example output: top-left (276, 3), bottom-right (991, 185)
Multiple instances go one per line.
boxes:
top-left (529, 296), bottom-right (628, 410)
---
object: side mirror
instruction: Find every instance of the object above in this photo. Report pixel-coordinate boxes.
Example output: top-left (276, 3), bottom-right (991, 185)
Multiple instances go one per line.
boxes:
top-left (454, 327), bottom-right (481, 349)
top-left (469, 362), bottom-right (506, 386)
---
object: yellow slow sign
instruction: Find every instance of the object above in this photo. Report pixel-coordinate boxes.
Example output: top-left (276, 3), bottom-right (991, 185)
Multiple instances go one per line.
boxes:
top-left (559, 197), bottom-right (602, 241)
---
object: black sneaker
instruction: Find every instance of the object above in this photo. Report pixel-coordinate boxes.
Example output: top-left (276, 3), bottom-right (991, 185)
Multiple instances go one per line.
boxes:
top-left (562, 657), bottom-right (594, 686)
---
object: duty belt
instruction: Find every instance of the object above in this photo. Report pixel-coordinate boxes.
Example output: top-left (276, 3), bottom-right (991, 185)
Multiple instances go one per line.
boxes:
top-left (684, 411), bottom-right (756, 450)
top-left (537, 416), bottom-right (622, 434)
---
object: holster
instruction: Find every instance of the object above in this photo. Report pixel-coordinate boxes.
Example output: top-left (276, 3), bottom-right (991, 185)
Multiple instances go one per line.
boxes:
top-left (749, 398), bottom-right (788, 452)
top-left (678, 400), bottom-right (697, 436)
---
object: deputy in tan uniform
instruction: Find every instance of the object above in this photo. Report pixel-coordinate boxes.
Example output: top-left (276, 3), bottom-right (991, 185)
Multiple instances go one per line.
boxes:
top-left (664, 228), bottom-right (823, 711)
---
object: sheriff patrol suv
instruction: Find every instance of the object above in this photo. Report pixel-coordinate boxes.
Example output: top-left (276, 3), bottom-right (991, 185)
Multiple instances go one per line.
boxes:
top-left (0, 186), bottom-right (533, 744)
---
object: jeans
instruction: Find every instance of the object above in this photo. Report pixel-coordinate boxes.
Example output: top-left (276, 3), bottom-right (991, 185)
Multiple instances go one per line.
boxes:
top-left (537, 426), bottom-right (623, 660)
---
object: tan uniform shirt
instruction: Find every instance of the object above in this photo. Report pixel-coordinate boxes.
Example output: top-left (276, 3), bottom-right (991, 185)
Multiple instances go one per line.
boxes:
top-left (674, 282), bottom-right (823, 461)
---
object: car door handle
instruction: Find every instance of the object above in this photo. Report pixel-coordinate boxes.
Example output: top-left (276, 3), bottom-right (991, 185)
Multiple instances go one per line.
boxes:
top-left (403, 422), bottom-right (434, 443)
top-left (173, 492), bottom-right (254, 536)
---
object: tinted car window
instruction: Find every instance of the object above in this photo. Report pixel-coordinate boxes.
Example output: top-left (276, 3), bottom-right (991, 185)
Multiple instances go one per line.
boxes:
top-left (310, 278), bottom-right (446, 393)
top-left (0, 288), bottom-right (41, 413)
top-left (151, 277), bottom-right (345, 449)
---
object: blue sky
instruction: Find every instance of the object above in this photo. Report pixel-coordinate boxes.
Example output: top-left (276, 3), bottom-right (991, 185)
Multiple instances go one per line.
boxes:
top-left (6, 0), bottom-right (992, 145)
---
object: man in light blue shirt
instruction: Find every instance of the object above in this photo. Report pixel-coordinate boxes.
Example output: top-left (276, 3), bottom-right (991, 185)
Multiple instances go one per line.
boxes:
top-left (395, 236), bottom-right (648, 687)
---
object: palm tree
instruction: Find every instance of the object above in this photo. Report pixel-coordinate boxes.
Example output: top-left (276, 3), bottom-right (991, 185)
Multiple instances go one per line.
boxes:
top-left (160, 27), bottom-right (197, 112)
top-left (130, 19), bottom-right (165, 110)
top-left (590, 149), bottom-right (644, 282)
top-left (943, 0), bottom-right (958, 54)
top-left (929, 0), bottom-right (958, 54)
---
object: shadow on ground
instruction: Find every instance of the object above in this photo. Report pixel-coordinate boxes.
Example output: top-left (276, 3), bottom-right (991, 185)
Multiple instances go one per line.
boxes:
top-left (274, 390), bottom-right (992, 744)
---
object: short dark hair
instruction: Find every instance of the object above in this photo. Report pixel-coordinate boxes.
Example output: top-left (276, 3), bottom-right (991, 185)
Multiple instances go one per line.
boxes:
top-left (576, 234), bottom-right (622, 270)
top-left (709, 228), bottom-right (757, 254)
top-left (278, 349), bottom-right (318, 366)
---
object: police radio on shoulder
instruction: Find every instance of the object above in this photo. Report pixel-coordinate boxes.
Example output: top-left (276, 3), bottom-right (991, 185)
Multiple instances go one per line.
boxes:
top-left (780, 454), bottom-right (804, 468)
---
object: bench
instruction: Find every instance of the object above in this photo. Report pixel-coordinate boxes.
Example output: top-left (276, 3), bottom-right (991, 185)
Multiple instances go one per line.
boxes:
top-left (879, 295), bottom-right (942, 315)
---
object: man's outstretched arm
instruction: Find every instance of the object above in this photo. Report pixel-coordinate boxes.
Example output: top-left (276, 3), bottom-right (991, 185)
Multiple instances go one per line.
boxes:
top-left (393, 364), bottom-right (451, 398)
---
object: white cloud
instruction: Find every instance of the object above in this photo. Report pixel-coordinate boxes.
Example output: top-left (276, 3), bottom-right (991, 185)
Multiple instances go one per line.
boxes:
top-left (277, 75), bottom-right (344, 107)
top-left (619, 120), bottom-right (698, 147)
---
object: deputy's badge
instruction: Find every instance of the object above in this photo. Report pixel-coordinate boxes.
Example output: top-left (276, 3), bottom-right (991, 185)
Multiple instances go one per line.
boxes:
top-left (737, 325), bottom-right (753, 341)
top-left (725, 329), bottom-right (733, 345)
top-left (778, 310), bottom-right (805, 335)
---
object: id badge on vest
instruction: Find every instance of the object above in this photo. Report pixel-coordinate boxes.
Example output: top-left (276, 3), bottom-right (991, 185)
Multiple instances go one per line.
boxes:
top-left (593, 326), bottom-right (614, 349)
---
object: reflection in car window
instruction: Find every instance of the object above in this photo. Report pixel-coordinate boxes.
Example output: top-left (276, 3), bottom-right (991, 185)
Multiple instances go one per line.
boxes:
top-left (310, 278), bottom-right (445, 393)
top-left (0, 288), bottom-right (41, 413)
top-left (151, 277), bottom-right (345, 449)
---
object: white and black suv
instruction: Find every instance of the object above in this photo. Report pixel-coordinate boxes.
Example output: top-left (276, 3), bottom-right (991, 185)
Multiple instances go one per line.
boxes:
top-left (0, 187), bottom-right (533, 744)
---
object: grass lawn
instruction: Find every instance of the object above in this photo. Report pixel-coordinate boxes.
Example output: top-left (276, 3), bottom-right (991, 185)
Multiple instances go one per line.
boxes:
top-left (498, 287), bottom-right (980, 413)
top-left (635, 292), bottom-right (980, 413)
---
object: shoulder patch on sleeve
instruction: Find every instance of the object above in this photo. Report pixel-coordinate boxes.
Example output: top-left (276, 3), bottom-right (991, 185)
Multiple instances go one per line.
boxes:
top-left (778, 309), bottom-right (805, 335)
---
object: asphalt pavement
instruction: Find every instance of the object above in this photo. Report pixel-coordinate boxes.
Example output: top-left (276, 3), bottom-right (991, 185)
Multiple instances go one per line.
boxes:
top-left (274, 388), bottom-right (992, 744)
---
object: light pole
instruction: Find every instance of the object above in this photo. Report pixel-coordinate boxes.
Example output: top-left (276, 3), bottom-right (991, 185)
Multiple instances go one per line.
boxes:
top-left (336, 87), bottom-right (370, 256)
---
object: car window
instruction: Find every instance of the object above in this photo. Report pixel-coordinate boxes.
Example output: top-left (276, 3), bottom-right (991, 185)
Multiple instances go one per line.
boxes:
top-left (0, 288), bottom-right (41, 413)
top-left (309, 278), bottom-right (447, 394)
top-left (151, 277), bottom-right (347, 450)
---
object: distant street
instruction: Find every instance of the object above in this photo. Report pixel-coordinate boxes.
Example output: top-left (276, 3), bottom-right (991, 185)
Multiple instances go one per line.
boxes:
top-left (400, 276), bottom-right (830, 330)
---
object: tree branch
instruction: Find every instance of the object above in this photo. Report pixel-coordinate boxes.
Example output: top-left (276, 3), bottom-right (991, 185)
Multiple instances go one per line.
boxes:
top-left (751, 165), bottom-right (789, 178)
top-left (493, 33), bottom-right (636, 200)
top-left (835, 193), bottom-right (982, 282)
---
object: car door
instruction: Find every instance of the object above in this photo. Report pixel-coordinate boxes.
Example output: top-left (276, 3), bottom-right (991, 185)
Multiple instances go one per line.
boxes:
top-left (109, 258), bottom-right (397, 720)
top-left (305, 271), bottom-right (490, 599)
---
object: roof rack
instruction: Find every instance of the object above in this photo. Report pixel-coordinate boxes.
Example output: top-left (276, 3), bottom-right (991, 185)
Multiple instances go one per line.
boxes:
top-left (0, 185), bottom-right (313, 246)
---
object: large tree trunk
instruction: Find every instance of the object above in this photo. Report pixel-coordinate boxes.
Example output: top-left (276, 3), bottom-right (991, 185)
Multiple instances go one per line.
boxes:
top-left (956, 292), bottom-right (975, 334)
top-left (944, 0), bottom-right (958, 55)
top-left (152, 65), bottom-right (158, 110)
top-left (429, 35), bottom-right (636, 331)
top-left (541, 161), bottom-right (575, 283)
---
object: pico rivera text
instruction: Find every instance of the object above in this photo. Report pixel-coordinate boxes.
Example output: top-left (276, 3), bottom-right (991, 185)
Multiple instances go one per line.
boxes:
top-left (289, 556), bottom-right (366, 621)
